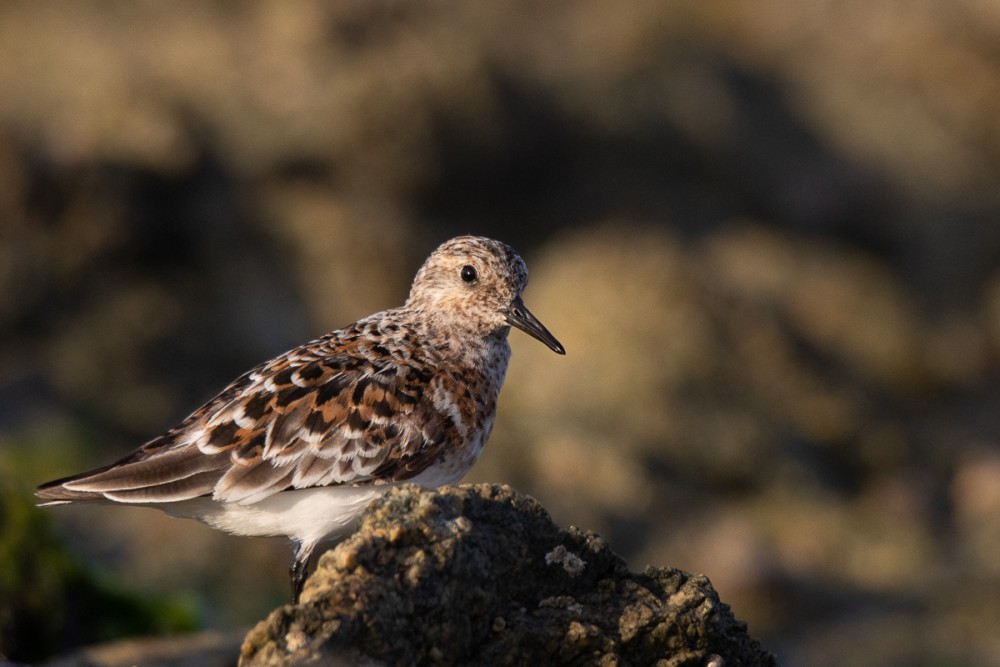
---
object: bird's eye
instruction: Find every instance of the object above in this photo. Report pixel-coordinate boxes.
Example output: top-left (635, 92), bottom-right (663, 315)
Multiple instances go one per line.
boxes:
top-left (460, 265), bottom-right (478, 283)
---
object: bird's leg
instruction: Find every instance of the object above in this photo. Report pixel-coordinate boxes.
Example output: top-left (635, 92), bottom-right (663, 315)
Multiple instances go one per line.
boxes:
top-left (289, 541), bottom-right (314, 604)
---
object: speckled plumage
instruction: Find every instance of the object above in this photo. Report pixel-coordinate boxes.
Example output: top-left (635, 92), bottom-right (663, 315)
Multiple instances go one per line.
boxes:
top-left (36, 236), bottom-right (564, 602)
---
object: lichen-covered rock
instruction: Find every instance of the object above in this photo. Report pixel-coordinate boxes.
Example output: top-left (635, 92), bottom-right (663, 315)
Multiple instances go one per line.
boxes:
top-left (240, 484), bottom-right (776, 666)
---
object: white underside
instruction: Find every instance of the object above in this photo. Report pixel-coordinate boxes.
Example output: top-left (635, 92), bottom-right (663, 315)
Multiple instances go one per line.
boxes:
top-left (161, 485), bottom-right (388, 550)
top-left (154, 461), bottom-right (469, 551)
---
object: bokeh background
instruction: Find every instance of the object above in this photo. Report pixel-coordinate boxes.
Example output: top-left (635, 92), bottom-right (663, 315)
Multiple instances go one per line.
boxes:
top-left (2, 1), bottom-right (1000, 665)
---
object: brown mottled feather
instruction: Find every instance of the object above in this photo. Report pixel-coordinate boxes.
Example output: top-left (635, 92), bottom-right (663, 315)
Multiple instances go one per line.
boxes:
top-left (38, 330), bottom-right (459, 505)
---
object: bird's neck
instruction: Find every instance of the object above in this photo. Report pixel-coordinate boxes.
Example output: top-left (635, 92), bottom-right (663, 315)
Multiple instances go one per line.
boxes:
top-left (398, 308), bottom-right (510, 370)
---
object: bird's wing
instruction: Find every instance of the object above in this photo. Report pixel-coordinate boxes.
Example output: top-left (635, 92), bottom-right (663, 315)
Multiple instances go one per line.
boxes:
top-left (36, 334), bottom-right (458, 506)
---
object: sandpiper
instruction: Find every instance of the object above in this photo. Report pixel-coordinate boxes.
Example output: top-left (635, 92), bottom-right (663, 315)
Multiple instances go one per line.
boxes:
top-left (37, 235), bottom-right (564, 603)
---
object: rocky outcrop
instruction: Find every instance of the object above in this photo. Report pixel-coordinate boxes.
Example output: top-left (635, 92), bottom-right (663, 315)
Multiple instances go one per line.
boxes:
top-left (240, 484), bottom-right (776, 666)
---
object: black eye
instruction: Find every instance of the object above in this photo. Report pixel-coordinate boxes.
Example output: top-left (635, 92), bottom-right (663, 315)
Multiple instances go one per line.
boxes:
top-left (460, 265), bottom-right (478, 283)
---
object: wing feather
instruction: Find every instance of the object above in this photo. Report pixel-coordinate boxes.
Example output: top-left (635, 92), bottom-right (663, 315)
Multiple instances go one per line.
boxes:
top-left (60, 446), bottom-right (224, 493)
top-left (101, 470), bottom-right (222, 503)
top-left (37, 330), bottom-right (461, 508)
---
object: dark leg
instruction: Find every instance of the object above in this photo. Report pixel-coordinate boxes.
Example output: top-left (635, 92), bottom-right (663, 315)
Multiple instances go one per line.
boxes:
top-left (289, 541), bottom-right (314, 604)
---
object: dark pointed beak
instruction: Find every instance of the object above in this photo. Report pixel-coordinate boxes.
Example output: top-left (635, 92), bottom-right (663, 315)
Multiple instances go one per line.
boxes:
top-left (505, 296), bottom-right (565, 354)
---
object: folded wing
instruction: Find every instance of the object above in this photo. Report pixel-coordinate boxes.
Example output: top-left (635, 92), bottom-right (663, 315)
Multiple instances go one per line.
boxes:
top-left (36, 335), bottom-right (452, 507)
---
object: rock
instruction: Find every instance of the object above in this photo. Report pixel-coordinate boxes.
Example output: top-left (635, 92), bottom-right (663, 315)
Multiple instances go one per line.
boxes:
top-left (240, 484), bottom-right (776, 666)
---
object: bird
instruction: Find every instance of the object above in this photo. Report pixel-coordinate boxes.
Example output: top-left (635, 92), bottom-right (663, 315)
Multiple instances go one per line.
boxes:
top-left (36, 235), bottom-right (565, 604)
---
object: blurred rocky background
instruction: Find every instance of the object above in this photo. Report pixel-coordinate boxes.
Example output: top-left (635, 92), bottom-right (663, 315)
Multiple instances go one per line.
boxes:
top-left (1, 1), bottom-right (999, 665)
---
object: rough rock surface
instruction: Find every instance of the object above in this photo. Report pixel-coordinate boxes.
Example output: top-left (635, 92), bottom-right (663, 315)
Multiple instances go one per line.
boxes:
top-left (240, 484), bottom-right (776, 666)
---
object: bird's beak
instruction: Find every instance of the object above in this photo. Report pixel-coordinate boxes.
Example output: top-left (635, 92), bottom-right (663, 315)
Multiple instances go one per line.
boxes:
top-left (505, 296), bottom-right (565, 354)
